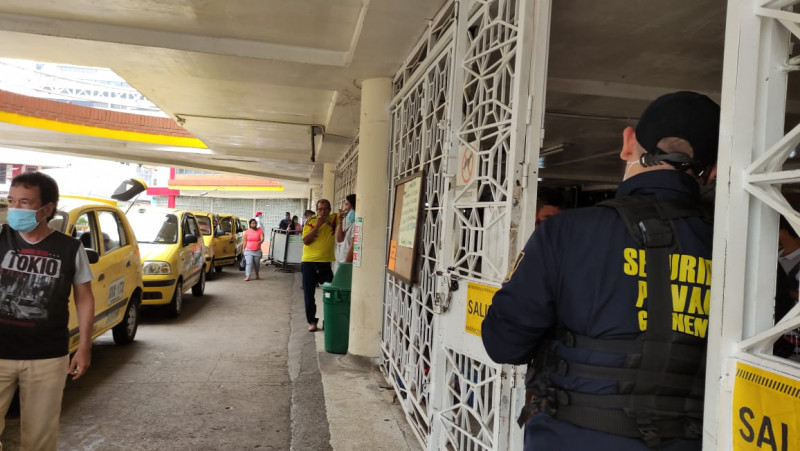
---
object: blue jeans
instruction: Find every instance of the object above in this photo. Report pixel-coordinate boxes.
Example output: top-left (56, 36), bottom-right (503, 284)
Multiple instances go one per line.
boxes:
top-left (301, 262), bottom-right (333, 324)
top-left (244, 249), bottom-right (262, 277)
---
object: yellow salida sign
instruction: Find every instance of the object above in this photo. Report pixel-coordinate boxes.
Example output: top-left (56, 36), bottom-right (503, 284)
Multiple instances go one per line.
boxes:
top-left (465, 282), bottom-right (498, 337)
top-left (733, 361), bottom-right (800, 450)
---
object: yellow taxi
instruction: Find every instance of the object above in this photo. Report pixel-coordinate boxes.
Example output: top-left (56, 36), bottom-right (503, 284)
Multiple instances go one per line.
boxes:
top-left (47, 195), bottom-right (144, 350)
top-left (126, 207), bottom-right (206, 317)
top-left (209, 213), bottom-right (242, 272)
top-left (0, 196), bottom-right (7, 225)
top-left (190, 211), bottom-right (217, 280)
top-left (234, 216), bottom-right (246, 255)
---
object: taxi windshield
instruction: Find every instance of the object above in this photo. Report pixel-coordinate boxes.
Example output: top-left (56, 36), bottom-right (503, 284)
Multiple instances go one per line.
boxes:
top-left (195, 216), bottom-right (213, 236)
top-left (128, 212), bottom-right (179, 244)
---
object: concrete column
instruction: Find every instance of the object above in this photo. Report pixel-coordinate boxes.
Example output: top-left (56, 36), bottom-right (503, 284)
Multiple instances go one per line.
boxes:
top-left (349, 78), bottom-right (391, 357)
top-left (310, 186), bottom-right (322, 209)
top-left (322, 164), bottom-right (335, 203)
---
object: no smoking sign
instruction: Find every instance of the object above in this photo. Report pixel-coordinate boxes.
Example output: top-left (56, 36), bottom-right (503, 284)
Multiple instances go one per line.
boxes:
top-left (458, 143), bottom-right (477, 187)
top-left (456, 142), bottom-right (479, 202)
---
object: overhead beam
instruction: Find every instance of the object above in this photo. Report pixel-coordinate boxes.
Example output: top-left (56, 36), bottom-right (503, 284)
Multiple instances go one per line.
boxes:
top-left (80, 150), bottom-right (312, 182)
top-left (2, 143), bottom-right (312, 182)
top-left (547, 77), bottom-right (721, 103)
top-left (0, 9), bottom-right (368, 67)
top-left (548, 76), bottom-right (800, 115)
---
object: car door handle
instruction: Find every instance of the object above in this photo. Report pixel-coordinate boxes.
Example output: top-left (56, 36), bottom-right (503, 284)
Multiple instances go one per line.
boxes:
top-left (98, 273), bottom-right (105, 282)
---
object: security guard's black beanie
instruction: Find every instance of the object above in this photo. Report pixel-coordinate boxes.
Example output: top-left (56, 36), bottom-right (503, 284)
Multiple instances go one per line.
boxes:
top-left (635, 91), bottom-right (721, 169)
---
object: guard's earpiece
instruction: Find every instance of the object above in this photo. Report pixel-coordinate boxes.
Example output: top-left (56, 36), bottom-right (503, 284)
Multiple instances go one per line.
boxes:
top-left (639, 148), bottom-right (693, 171)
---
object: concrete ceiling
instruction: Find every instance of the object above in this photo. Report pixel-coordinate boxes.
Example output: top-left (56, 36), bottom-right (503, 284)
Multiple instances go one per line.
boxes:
top-left (541, 0), bottom-right (728, 186)
top-left (0, 0), bottom-right (446, 184)
top-left (0, 0), bottom-right (779, 190)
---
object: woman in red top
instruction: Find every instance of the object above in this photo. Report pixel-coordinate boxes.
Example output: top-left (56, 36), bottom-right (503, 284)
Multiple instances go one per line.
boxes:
top-left (243, 218), bottom-right (264, 281)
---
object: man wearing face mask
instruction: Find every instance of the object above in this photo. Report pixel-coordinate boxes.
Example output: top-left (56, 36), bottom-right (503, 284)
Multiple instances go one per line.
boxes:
top-left (0, 172), bottom-right (95, 450)
top-left (482, 92), bottom-right (719, 450)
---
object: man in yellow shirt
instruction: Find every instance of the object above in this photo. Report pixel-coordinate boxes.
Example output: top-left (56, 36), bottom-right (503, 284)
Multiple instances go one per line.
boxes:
top-left (301, 199), bottom-right (338, 332)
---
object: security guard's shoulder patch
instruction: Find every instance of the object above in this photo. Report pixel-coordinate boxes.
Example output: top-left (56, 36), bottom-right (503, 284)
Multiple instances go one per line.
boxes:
top-left (504, 251), bottom-right (525, 283)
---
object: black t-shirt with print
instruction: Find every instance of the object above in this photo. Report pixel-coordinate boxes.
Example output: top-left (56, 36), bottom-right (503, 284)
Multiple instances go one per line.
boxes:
top-left (0, 225), bottom-right (81, 359)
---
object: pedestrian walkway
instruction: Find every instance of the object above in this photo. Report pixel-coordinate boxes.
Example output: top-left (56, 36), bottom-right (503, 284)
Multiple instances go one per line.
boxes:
top-left (288, 271), bottom-right (420, 450)
top-left (0, 267), bottom-right (418, 450)
top-left (316, 349), bottom-right (420, 450)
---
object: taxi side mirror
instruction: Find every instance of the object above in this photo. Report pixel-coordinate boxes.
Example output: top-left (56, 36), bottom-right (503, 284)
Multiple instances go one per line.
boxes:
top-left (183, 234), bottom-right (198, 246)
top-left (214, 230), bottom-right (226, 237)
top-left (85, 249), bottom-right (100, 264)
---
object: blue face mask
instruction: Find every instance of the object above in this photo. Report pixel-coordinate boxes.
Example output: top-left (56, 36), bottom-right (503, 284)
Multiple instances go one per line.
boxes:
top-left (347, 209), bottom-right (355, 223)
top-left (7, 208), bottom-right (42, 233)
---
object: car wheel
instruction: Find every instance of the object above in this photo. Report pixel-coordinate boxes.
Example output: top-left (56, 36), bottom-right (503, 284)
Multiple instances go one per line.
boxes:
top-left (192, 269), bottom-right (205, 297)
top-left (206, 259), bottom-right (215, 280)
top-left (215, 264), bottom-right (223, 273)
top-left (167, 280), bottom-right (183, 318)
top-left (112, 294), bottom-right (139, 345)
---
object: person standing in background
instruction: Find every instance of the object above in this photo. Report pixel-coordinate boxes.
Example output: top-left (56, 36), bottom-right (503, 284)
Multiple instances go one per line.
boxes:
top-left (535, 188), bottom-right (566, 225)
top-left (301, 200), bottom-right (337, 332)
top-left (302, 210), bottom-right (315, 228)
top-left (291, 215), bottom-right (302, 234)
top-left (279, 212), bottom-right (291, 230)
top-left (254, 211), bottom-right (263, 230)
top-left (335, 194), bottom-right (357, 263)
top-left (774, 216), bottom-right (800, 357)
top-left (242, 218), bottom-right (264, 281)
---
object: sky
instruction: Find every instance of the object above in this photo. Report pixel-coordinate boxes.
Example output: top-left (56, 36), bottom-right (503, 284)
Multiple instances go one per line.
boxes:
top-left (0, 147), bottom-right (158, 199)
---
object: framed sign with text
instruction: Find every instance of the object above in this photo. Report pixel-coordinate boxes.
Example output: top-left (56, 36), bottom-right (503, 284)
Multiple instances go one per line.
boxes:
top-left (387, 171), bottom-right (424, 284)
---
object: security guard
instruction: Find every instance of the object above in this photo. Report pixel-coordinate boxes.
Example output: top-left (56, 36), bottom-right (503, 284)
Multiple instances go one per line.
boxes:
top-left (482, 91), bottom-right (720, 450)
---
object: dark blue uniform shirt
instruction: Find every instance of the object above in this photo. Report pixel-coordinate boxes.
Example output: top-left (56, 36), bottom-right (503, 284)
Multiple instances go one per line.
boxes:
top-left (482, 170), bottom-right (713, 450)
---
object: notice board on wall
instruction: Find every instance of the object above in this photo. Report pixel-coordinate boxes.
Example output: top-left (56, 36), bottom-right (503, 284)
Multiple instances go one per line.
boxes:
top-left (387, 171), bottom-right (424, 284)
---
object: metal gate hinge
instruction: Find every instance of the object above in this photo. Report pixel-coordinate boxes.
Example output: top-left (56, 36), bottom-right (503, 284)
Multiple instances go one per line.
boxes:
top-left (781, 56), bottom-right (800, 72)
top-left (521, 162), bottom-right (530, 189)
top-left (525, 95), bottom-right (533, 125)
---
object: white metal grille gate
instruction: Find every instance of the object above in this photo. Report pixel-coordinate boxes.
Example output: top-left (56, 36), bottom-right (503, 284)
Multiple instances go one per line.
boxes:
top-left (334, 137), bottom-right (359, 210)
top-left (705, 1), bottom-right (800, 448)
top-left (382, 3), bottom-right (456, 444)
top-left (381, 0), bottom-right (546, 449)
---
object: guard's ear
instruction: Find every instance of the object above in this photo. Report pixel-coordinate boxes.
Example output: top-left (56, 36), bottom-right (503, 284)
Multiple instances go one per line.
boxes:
top-left (620, 126), bottom-right (639, 162)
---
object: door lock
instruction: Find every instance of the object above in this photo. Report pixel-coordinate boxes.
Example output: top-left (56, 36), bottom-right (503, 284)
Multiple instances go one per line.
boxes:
top-left (433, 267), bottom-right (460, 314)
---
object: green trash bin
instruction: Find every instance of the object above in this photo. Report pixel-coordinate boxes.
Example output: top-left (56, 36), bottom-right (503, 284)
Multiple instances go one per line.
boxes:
top-left (322, 263), bottom-right (352, 354)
